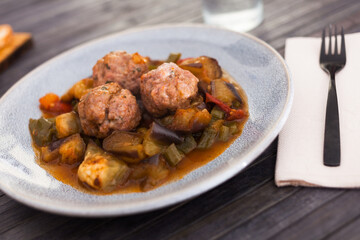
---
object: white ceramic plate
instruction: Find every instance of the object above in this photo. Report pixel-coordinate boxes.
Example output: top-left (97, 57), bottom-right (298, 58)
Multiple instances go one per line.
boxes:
top-left (0, 24), bottom-right (293, 217)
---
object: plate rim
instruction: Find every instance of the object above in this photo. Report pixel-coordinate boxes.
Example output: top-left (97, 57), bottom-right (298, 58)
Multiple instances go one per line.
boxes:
top-left (0, 23), bottom-right (293, 217)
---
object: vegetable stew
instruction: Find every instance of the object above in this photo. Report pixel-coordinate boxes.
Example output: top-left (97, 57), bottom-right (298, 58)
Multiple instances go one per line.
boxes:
top-left (29, 52), bottom-right (249, 194)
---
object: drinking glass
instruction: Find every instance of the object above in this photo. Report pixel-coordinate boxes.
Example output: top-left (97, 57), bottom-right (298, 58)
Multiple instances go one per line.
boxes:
top-left (202, 0), bottom-right (263, 32)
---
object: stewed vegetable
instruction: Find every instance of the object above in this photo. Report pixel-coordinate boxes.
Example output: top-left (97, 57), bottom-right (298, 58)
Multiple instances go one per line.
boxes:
top-left (78, 141), bottom-right (130, 191)
top-left (55, 112), bottom-right (82, 138)
top-left (29, 52), bottom-right (249, 194)
top-left (29, 117), bottom-right (57, 146)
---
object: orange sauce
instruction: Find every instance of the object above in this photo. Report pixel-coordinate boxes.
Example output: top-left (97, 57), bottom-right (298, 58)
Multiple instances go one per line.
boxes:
top-left (34, 123), bottom-right (246, 195)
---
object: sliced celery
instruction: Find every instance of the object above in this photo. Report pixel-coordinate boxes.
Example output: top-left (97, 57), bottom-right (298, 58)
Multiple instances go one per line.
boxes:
top-left (226, 121), bottom-right (240, 135)
top-left (176, 135), bottom-right (197, 154)
top-left (197, 127), bottom-right (218, 149)
top-left (163, 143), bottom-right (185, 166)
top-left (197, 120), bottom-right (223, 149)
top-left (211, 106), bottom-right (225, 120)
top-left (219, 125), bottom-right (230, 142)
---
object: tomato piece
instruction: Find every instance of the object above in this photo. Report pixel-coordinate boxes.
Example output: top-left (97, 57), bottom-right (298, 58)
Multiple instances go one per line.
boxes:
top-left (39, 93), bottom-right (72, 116)
top-left (132, 52), bottom-right (146, 64)
top-left (39, 93), bottom-right (60, 110)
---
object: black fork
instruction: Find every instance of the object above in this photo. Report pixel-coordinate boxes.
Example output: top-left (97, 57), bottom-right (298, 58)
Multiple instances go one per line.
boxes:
top-left (320, 25), bottom-right (346, 167)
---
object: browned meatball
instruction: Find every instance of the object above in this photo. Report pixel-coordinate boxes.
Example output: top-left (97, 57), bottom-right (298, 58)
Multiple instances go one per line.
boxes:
top-left (78, 82), bottom-right (141, 138)
top-left (140, 62), bottom-right (199, 117)
top-left (92, 51), bottom-right (148, 94)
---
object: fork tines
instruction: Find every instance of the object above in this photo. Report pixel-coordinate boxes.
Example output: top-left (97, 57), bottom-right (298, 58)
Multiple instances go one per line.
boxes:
top-left (321, 25), bottom-right (346, 58)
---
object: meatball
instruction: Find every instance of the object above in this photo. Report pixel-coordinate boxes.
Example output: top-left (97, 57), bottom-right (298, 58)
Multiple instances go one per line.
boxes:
top-left (92, 51), bottom-right (148, 94)
top-left (78, 82), bottom-right (141, 138)
top-left (140, 63), bottom-right (199, 117)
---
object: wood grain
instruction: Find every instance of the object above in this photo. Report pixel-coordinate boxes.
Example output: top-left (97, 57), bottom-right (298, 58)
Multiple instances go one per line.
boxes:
top-left (1, 0), bottom-right (360, 239)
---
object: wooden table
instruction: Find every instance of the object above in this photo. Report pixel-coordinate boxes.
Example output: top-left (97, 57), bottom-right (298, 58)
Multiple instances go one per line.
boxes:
top-left (1, 0), bottom-right (360, 239)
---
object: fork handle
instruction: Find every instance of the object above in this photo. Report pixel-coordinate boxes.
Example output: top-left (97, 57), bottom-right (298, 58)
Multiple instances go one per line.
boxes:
top-left (323, 74), bottom-right (341, 166)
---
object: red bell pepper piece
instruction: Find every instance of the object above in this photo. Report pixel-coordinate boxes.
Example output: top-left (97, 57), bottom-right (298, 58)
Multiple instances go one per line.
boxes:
top-left (39, 93), bottom-right (72, 116)
top-left (205, 92), bottom-right (245, 120)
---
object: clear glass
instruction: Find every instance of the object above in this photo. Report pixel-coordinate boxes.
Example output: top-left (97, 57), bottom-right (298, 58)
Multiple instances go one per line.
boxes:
top-left (202, 0), bottom-right (263, 32)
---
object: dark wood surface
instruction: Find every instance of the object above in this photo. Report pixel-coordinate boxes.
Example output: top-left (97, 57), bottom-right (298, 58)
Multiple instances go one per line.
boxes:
top-left (1, 0), bottom-right (360, 239)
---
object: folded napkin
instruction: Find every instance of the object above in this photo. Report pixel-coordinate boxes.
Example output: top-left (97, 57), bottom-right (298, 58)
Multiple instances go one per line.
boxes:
top-left (276, 32), bottom-right (360, 188)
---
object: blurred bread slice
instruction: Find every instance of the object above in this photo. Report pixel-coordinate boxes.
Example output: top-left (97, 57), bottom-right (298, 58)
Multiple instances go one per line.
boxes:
top-left (0, 24), bottom-right (13, 49)
top-left (0, 24), bottom-right (32, 73)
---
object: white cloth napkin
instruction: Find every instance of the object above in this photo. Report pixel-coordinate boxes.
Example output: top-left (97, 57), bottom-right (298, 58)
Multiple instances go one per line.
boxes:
top-left (276, 32), bottom-right (360, 188)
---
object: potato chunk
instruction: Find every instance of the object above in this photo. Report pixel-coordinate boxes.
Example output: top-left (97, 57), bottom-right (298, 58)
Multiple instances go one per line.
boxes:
top-left (78, 141), bottom-right (130, 191)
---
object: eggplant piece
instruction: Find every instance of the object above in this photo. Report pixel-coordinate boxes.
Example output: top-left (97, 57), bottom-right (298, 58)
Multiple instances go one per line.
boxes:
top-left (29, 117), bottom-right (57, 147)
top-left (149, 122), bottom-right (184, 144)
top-left (143, 129), bottom-right (168, 156)
top-left (143, 153), bottom-right (162, 165)
top-left (130, 154), bottom-right (170, 191)
top-left (78, 141), bottom-right (130, 191)
top-left (130, 154), bottom-right (164, 180)
top-left (141, 154), bottom-right (170, 191)
top-left (58, 133), bottom-right (86, 164)
top-left (103, 131), bottom-right (145, 163)
top-left (179, 56), bottom-right (222, 83)
top-left (48, 137), bottom-right (66, 151)
top-left (163, 143), bottom-right (185, 167)
top-left (184, 62), bottom-right (203, 68)
top-left (115, 144), bottom-right (147, 164)
top-left (196, 102), bottom-right (207, 110)
top-left (179, 63), bottom-right (204, 79)
top-left (211, 79), bottom-right (237, 105)
top-left (190, 94), bottom-right (204, 108)
top-left (40, 146), bottom-right (60, 163)
top-left (103, 131), bottom-right (143, 152)
top-left (40, 134), bottom-right (85, 164)
top-left (198, 81), bottom-right (210, 95)
top-left (225, 82), bottom-right (243, 105)
top-left (55, 112), bottom-right (81, 138)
